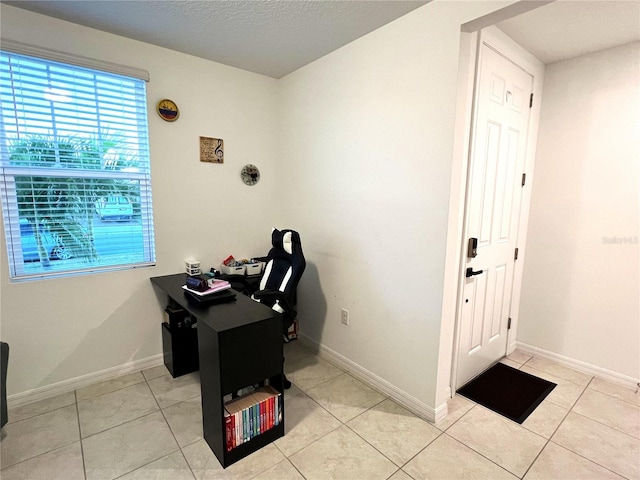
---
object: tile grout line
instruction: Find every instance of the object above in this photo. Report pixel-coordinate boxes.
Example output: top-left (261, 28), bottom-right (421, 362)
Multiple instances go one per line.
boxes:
top-left (398, 395), bottom-right (466, 470)
top-left (546, 439), bottom-right (633, 480)
top-left (519, 367), bottom-right (588, 479)
top-left (6, 350), bottom-right (635, 479)
top-left (150, 352), bottom-right (635, 478)
top-left (147, 372), bottom-right (197, 480)
top-left (520, 375), bottom-right (635, 480)
top-left (301, 370), bottom-right (349, 394)
top-left (518, 383), bottom-right (584, 479)
top-left (443, 391), bottom-right (557, 479)
top-left (395, 429), bottom-right (444, 474)
top-left (340, 395), bottom-right (389, 424)
top-left (77, 409), bottom-right (161, 442)
top-left (109, 371), bottom-right (196, 479)
top-left (436, 404), bottom-right (529, 479)
top-left (343, 414), bottom-right (415, 470)
top-left (0, 403), bottom-right (83, 474)
top-left (573, 377), bottom-right (640, 439)
top-left (4, 398), bottom-right (77, 426)
top-left (75, 389), bottom-right (88, 480)
top-left (276, 391), bottom-right (344, 459)
top-left (586, 384), bottom-right (640, 409)
top-left (445, 430), bottom-right (521, 479)
top-left (283, 383), bottom-right (393, 474)
top-left (311, 390), bottom-right (401, 476)
top-left (76, 372), bottom-right (148, 404)
top-left (385, 400), bottom-right (519, 480)
top-left (569, 409), bottom-right (640, 441)
top-left (286, 457), bottom-right (309, 480)
top-left (522, 360), bottom-right (593, 388)
top-left (397, 403), bottom-right (457, 470)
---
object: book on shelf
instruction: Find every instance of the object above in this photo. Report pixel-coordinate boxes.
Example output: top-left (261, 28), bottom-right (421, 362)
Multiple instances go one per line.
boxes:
top-left (224, 385), bottom-right (282, 452)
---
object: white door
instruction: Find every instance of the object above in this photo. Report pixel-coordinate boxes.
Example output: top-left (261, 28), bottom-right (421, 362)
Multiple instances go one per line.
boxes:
top-left (456, 43), bottom-right (533, 387)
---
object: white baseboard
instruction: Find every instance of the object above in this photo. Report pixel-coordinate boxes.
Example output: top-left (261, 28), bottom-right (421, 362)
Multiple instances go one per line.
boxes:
top-left (516, 342), bottom-right (639, 389)
top-left (298, 334), bottom-right (447, 424)
top-left (8, 354), bottom-right (164, 408)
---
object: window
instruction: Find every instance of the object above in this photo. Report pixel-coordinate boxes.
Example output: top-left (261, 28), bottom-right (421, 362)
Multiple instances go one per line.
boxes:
top-left (0, 47), bottom-right (155, 281)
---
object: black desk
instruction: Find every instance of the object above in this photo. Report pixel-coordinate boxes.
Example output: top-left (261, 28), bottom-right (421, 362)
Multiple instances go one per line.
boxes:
top-left (150, 273), bottom-right (284, 468)
top-left (217, 273), bottom-right (262, 296)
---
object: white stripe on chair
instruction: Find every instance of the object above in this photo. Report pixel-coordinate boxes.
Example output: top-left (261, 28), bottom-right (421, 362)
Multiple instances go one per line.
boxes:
top-left (279, 267), bottom-right (292, 292)
top-left (259, 261), bottom-right (273, 291)
top-left (283, 231), bottom-right (293, 254)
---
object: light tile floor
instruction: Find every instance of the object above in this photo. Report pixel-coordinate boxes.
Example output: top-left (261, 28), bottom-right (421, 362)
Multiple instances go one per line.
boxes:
top-left (1, 342), bottom-right (638, 479)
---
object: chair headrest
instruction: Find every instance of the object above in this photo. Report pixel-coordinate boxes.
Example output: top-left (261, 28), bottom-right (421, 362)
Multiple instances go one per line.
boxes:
top-left (271, 228), bottom-right (301, 255)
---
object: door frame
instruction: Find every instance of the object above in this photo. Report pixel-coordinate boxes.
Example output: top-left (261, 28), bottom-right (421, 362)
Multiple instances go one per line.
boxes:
top-left (447, 26), bottom-right (545, 395)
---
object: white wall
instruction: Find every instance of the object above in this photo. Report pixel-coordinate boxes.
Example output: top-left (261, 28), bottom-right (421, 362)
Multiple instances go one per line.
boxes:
top-left (0, 5), bottom-right (280, 398)
top-left (0, 0), bottom-right (518, 414)
top-left (278, 1), bottom-right (514, 413)
top-left (518, 42), bottom-right (640, 380)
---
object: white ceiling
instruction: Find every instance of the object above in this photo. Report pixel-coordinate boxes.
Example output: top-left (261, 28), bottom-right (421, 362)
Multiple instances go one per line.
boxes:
top-left (3, 0), bottom-right (639, 77)
top-left (496, 0), bottom-right (640, 64)
top-left (2, 0), bottom-right (429, 78)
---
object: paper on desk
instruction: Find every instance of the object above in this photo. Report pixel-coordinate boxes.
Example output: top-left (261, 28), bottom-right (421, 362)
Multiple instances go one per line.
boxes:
top-left (182, 280), bottom-right (231, 296)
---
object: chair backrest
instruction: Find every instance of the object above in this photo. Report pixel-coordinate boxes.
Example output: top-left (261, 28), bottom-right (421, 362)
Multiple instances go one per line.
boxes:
top-left (254, 228), bottom-right (305, 314)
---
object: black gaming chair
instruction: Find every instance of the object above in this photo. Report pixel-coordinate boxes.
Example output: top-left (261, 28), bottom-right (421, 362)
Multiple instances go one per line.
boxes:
top-left (252, 228), bottom-right (305, 388)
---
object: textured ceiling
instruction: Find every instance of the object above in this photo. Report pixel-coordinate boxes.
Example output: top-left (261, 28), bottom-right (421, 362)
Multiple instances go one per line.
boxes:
top-left (2, 0), bottom-right (429, 78)
top-left (3, 0), bottom-right (639, 76)
top-left (496, 0), bottom-right (640, 64)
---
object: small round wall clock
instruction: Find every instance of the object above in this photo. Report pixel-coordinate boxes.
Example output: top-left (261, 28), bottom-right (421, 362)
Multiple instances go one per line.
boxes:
top-left (156, 99), bottom-right (179, 122)
top-left (241, 164), bottom-right (260, 186)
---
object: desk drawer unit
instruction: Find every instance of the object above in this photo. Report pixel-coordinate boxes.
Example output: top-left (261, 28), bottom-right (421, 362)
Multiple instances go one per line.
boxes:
top-left (161, 322), bottom-right (199, 378)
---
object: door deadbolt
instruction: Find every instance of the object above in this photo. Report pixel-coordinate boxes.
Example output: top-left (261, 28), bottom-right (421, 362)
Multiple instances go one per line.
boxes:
top-left (467, 238), bottom-right (478, 258)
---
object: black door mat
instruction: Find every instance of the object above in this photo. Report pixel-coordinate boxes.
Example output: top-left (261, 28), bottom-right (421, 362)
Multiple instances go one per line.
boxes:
top-left (457, 362), bottom-right (556, 424)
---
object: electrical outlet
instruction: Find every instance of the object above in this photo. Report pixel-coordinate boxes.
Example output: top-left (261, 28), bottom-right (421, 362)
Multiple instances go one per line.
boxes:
top-left (341, 308), bottom-right (349, 326)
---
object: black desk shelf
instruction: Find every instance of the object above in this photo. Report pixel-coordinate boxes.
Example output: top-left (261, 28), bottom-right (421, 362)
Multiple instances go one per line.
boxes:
top-left (151, 273), bottom-right (284, 468)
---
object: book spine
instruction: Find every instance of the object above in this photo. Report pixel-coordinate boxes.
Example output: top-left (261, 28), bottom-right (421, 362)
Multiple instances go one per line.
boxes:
top-left (276, 393), bottom-right (282, 425)
top-left (225, 411), bottom-right (232, 452)
top-left (272, 394), bottom-right (278, 428)
top-left (251, 405), bottom-right (256, 440)
top-left (238, 410), bottom-right (246, 444)
top-left (253, 403), bottom-right (258, 438)
top-left (251, 404), bottom-right (258, 438)
top-left (233, 412), bottom-right (238, 448)
top-left (250, 405), bottom-right (256, 440)
top-left (235, 411), bottom-right (241, 447)
top-left (272, 395), bottom-right (277, 429)
top-left (253, 403), bottom-right (260, 436)
top-left (242, 408), bottom-right (248, 443)
top-left (250, 403), bottom-right (255, 438)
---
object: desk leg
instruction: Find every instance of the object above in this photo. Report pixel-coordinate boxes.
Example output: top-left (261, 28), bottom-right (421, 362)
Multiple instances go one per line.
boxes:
top-left (197, 322), bottom-right (226, 466)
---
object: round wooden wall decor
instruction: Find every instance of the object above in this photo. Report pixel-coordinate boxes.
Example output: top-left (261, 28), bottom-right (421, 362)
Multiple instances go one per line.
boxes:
top-left (157, 99), bottom-right (179, 122)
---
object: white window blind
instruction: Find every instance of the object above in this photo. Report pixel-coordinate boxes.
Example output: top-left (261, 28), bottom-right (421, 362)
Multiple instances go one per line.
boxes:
top-left (0, 50), bottom-right (155, 281)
